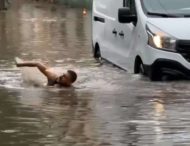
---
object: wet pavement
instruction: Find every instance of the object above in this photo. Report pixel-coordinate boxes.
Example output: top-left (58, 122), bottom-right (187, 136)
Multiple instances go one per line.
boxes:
top-left (0, 1), bottom-right (190, 146)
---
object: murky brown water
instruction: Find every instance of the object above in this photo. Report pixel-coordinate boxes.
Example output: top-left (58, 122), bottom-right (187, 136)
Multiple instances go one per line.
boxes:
top-left (1, 1), bottom-right (190, 146)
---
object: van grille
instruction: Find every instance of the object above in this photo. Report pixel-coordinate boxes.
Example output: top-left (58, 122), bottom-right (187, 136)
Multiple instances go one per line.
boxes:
top-left (176, 40), bottom-right (190, 62)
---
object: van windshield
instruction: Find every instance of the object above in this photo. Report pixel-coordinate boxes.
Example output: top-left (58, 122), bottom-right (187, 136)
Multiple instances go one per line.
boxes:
top-left (142, 0), bottom-right (190, 17)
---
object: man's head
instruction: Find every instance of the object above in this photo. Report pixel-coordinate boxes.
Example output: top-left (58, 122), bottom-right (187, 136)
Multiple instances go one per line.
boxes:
top-left (67, 70), bottom-right (77, 83)
top-left (57, 70), bottom-right (77, 86)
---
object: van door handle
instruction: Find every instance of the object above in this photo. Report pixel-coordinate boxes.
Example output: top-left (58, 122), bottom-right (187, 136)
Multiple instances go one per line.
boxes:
top-left (112, 29), bottom-right (117, 35)
top-left (119, 31), bottom-right (124, 37)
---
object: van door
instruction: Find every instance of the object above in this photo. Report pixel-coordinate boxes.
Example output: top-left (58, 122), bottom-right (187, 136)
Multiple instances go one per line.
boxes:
top-left (116, 0), bottom-right (137, 71)
top-left (92, 0), bottom-right (108, 56)
top-left (103, 0), bottom-right (122, 62)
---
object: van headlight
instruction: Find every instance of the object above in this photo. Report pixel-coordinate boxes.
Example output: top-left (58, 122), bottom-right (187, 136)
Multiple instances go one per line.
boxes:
top-left (146, 23), bottom-right (176, 52)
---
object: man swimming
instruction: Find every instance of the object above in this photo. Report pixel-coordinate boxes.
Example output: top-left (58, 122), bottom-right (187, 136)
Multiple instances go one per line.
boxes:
top-left (16, 59), bottom-right (77, 87)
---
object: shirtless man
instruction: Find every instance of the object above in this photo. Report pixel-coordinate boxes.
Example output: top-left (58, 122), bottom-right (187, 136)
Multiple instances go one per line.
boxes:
top-left (16, 60), bottom-right (77, 87)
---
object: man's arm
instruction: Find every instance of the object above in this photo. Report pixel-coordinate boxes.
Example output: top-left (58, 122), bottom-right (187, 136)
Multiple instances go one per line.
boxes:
top-left (16, 62), bottom-right (55, 79)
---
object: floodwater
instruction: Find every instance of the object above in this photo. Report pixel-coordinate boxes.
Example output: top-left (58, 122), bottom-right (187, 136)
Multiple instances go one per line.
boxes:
top-left (0, 1), bottom-right (190, 146)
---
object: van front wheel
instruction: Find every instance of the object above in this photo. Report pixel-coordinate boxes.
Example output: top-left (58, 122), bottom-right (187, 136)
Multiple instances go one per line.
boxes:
top-left (149, 68), bottom-right (162, 81)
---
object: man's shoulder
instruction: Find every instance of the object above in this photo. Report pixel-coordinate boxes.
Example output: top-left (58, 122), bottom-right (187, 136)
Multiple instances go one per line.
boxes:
top-left (44, 68), bottom-right (59, 80)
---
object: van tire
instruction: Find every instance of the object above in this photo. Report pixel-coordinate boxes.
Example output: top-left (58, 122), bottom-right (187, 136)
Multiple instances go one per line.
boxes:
top-left (149, 68), bottom-right (162, 81)
top-left (139, 63), bottom-right (145, 75)
top-left (94, 44), bottom-right (101, 60)
top-left (134, 57), bottom-right (145, 75)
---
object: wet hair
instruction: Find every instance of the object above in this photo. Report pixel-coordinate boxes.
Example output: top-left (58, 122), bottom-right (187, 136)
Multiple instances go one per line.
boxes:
top-left (67, 70), bottom-right (77, 83)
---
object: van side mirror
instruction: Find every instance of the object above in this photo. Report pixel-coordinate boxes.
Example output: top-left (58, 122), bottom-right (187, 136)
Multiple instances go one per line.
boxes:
top-left (118, 8), bottom-right (137, 23)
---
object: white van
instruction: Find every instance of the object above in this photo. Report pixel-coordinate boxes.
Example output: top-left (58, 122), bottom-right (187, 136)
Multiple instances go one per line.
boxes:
top-left (92, 0), bottom-right (190, 81)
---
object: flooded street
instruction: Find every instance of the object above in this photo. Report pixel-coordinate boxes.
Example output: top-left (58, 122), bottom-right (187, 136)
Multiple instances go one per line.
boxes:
top-left (1, 1), bottom-right (190, 146)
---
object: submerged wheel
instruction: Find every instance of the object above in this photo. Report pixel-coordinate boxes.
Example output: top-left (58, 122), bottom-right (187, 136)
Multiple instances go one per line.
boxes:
top-left (93, 44), bottom-right (102, 62)
top-left (134, 57), bottom-right (145, 75)
top-left (94, 48), bottom-right (101, 58)
top-left (139, 62), bottom-right (145, 75)
top-left (135, 57), bottom-right (161, 81)
top-left (149, 67), bottom-right (162, 81)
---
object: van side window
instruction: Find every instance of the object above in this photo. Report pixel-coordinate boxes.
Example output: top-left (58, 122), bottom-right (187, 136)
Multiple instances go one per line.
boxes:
top-left (123, 0), bottom-right (128, 7)
top-left (123, 0), bottom-right (136, 15)
top-left (130, 0), bottom-right (136, 15)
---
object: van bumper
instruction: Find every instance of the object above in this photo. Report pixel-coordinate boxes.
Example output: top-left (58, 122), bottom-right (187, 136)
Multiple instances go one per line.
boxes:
top-left (144, 59), bottom-right (190, 79)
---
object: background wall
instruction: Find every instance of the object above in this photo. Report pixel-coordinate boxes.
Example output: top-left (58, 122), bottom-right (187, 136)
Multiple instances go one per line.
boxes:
top-left (58, 0), bottom-right (92, 9)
